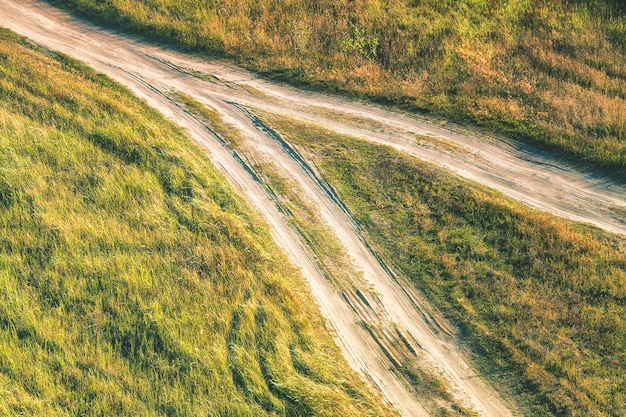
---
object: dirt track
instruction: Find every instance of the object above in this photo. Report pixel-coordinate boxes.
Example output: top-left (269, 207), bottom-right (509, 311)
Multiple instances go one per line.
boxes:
top-left (2, 1), bottom-right (625, 416)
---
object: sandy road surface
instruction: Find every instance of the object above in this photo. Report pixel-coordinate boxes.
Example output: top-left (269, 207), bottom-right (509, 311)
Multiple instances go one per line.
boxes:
top-left (2, 1), bottom-right (624, 415)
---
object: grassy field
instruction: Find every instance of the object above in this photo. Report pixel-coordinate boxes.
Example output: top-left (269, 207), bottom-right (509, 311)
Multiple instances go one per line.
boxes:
top-left (0, 29), bottom-right (394, 416)
top-left (263, 114), bottom-right (626, 417)
top-left (48, 0), bottom-right (626, 176)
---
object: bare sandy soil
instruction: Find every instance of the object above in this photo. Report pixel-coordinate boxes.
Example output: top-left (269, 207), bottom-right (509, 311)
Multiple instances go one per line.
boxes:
top-left (2, 1), bottom-right (624, 416)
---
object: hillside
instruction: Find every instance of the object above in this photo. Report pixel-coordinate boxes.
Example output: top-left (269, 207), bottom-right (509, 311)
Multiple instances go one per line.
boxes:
top-left (0, 29), bottom-right (392, 416)
top-left (47, 0), bottom-right (626, 175)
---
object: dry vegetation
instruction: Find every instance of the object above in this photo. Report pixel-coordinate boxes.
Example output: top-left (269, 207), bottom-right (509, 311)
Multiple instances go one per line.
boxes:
top-left (265, 114), bottom-right (626, 417)
top-left (0, 29), bottom-right (393, 416)
top-left (49, 0), bottom-right (626, 174)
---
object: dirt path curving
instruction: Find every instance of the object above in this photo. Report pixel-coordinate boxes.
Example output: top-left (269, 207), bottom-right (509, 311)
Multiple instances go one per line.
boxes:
top-left (2, 1), bottom-right (624, 415)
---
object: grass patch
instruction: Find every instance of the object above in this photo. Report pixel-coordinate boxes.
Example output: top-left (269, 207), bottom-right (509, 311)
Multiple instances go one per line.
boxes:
top-left (264, 114), bottom-right (626, 417)
top-left (47, 0), bottom-right (626, 176)
top-left (0, 28), bottom-right (393, 416)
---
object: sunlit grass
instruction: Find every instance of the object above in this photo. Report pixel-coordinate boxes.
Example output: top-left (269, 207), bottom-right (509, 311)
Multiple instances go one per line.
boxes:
top-left (0, 29), bottom-right (392, 416)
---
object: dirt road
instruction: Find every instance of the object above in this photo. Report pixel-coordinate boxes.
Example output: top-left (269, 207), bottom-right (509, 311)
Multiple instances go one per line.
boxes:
top-left (2, 1), bottom-right (624, 415)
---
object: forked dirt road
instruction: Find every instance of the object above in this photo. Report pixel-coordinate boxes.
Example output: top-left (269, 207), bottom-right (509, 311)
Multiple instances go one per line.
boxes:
top-left (2, 1), bottom-right (625, 416)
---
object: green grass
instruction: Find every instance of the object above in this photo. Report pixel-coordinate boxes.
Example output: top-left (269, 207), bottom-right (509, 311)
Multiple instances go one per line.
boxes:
top-left (47, 0), bottom-right (626, 176)
top-left (262, 114), bottom-right (626, 417)
top-left (0, 29), bottom-right (393, 416)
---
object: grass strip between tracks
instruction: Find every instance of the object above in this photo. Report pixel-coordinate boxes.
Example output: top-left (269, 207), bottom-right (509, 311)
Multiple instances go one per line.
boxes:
top-left (172, 91), bottom-right (480, 416)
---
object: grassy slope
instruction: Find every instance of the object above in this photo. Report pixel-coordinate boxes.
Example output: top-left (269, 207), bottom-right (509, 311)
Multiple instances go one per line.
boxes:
top-left (264, 114), bottom-right (626, 417)
top-left (48, 0), bottom-right (626, 175)
top-left (0, 29), bottom-right (392, 416)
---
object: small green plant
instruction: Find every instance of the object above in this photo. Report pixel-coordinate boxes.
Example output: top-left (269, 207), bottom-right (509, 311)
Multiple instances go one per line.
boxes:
top-left (343, 26), bottom-right (379, 61)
